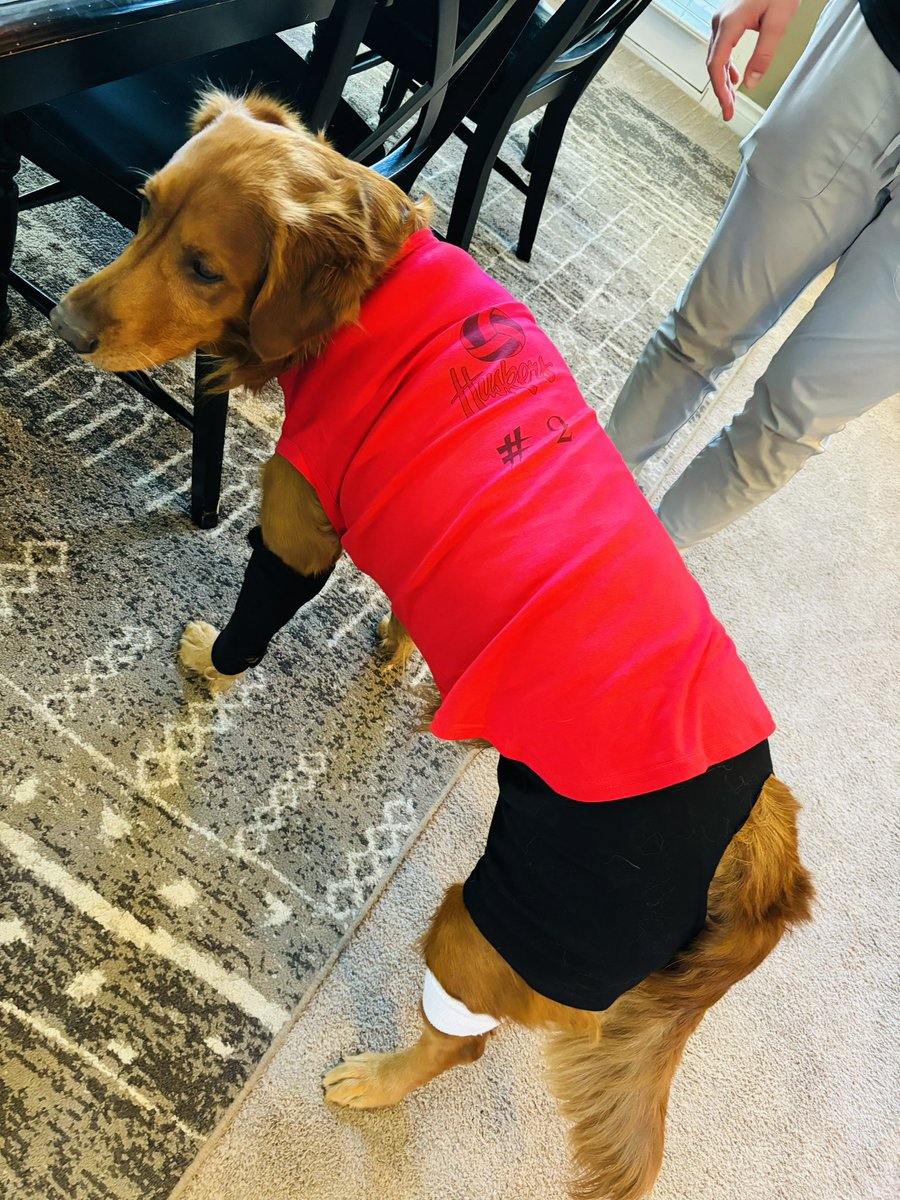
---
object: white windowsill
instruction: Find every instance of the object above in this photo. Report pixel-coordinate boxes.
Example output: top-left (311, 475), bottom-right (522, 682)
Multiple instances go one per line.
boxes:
top-left (623, 1), bottom-right (764, 137)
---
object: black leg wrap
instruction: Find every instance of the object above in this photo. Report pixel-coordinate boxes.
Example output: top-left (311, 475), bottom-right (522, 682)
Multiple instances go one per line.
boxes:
top-left (211, 526), bottom-right (333, 675)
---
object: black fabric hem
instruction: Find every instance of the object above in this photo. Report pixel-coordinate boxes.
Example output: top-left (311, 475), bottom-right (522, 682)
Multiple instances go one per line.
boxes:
top-left (462, 740), bottom-right (773, 1012)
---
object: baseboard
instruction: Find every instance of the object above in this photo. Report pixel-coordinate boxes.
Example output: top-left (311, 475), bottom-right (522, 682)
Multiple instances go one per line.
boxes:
top-left (623, 3), bottom-right (710, 91)
top-left (623, 27), bottom-right (766, 141)
top-left (622, 34), bottom-right (707, 98)
top-left (700, 85), bottom-right (765, 138)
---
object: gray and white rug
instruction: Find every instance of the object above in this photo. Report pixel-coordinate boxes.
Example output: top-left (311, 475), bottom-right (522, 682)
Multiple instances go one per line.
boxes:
top-left (0, 39), bottom-right (740, 1200)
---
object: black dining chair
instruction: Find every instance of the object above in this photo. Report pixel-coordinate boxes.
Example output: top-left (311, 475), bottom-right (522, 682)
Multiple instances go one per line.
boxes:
top-left (0, 0), bottom-right (535, 525)
top-left (363, 0), bottom-right (652, 259)
top-left (328, 0), bottom-right (538, 191)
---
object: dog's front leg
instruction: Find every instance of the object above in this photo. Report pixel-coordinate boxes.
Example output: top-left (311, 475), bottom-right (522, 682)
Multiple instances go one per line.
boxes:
top-left (180, 525), bottom-right (335, 690)
top-left (181, 455), bottom-right (340, 691)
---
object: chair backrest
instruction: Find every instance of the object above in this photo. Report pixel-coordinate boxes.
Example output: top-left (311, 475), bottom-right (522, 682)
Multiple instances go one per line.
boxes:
top-left (544, 0), bottom-right (652, 83)
top-left (490, 0), bottom-right (653, 122)
top-left (346, 0), bottom-right (540, 187)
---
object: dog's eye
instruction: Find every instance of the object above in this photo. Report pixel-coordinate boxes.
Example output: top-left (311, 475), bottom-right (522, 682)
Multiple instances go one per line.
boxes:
top-left (192, 257), bottom-right (224, 284)
top-left (139, 192), bottom-right (151, 221)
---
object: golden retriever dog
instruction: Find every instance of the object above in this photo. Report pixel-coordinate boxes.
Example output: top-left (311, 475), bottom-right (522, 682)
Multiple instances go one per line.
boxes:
top-left (52, 90), bottom-right (814, 1200)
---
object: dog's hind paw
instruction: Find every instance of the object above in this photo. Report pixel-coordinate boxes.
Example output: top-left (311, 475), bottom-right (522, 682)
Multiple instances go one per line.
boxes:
top-left (179, 620), bottom-right (242, 694)
top-left (323, 1051), bottom-right (415, 1109)
top-left (377, 612), bottom-right (416, 675)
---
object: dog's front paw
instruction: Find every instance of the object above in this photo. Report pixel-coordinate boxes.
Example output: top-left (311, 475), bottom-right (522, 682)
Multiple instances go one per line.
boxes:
top-left (179, 620), bottom-right (242, 694)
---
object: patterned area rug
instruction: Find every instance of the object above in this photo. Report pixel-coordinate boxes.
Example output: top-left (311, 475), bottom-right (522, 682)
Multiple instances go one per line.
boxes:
top-left (0, 39), bottom-right (738, 1200)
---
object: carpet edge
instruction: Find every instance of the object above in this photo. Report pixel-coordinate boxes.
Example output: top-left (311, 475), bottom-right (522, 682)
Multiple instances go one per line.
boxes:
top-left (165, 744), bottom-right (481, 1200)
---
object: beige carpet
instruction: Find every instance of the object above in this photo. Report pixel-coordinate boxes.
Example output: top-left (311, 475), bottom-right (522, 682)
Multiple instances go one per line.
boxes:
top-left (172, 364), bottom-right (900, 1200)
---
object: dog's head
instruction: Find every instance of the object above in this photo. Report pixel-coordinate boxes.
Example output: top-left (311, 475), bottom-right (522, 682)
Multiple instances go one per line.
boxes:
top-left (50, 89), bottom-right (431, 386)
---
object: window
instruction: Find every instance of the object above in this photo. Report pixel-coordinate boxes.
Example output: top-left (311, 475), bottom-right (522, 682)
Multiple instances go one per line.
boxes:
top-left (654, 0), bottom-right (717, 38)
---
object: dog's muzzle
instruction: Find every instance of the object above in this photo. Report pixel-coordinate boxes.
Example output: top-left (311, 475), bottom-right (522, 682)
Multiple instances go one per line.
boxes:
top-left (50, 302), bottom-right (99, 355)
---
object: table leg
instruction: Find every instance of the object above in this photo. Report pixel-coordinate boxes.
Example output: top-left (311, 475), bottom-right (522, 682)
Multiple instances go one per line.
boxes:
top-left (300, 0), bottom-right (376, 130)
top-left (0, 117), bottom-right (21, 340)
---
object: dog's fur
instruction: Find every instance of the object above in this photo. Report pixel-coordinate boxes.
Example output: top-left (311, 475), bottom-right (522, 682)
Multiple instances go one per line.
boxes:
top-left (57, 91), bottom-right (814, 1200)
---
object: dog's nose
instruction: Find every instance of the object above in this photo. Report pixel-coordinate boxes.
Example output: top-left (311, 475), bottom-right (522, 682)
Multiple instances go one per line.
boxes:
top-left (49, 303), bottom-right (99, 355)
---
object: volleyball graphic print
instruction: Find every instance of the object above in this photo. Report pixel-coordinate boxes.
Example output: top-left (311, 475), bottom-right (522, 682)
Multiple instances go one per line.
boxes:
top-left (448, 303), bottom-right (557, 446)
top-left (460, 307), bottom-right (526, 362)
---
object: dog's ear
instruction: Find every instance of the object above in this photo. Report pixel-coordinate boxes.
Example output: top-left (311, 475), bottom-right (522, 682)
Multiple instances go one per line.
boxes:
top-left (247, 209), bottom-right (366, 364)
top-left (191, 87), bottom-right (309, 137)
top-left (248, 162), bottom-right (427, 365)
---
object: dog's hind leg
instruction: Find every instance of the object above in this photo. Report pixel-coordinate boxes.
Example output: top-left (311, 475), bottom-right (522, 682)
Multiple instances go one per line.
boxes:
top-left (377, 610), bottom-right (416, 672)
top-left (323, 885), bottom-right (495, 1108)
top-left (323, 882), bottom-right (588, 1109)
top-left (180, 454), bottom-right (340, 686)
top-left (324, 781), bottom-right (813, 1195)
top-left (322, 1012), bottom-right (491, 1110)
top-left (545, 776), bottom-right (814, 1200)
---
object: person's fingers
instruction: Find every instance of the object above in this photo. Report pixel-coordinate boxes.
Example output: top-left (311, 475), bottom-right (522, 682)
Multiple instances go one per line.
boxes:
top-left (729, 60), bottom-right (740, 84)
top-left (744, 11), bottom-right (790, 88)
top-left (707, 13), bottom-right (743, 119)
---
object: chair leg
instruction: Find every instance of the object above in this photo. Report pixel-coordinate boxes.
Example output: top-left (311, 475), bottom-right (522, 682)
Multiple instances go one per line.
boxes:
top-left (516, 99), bottom-right (574, 263)
top-left (379, 66), bottom-right (411, 125)
top-left (191, 354), bottom-right (229, 529)
top-left (358, 67), bottom-right (414, 167)
top-left (445, 124), bottom-right (514, 251)
top-left (0, 119), bottom-right (21, 339)
top-left (522, 117), bottom-right (542, 173)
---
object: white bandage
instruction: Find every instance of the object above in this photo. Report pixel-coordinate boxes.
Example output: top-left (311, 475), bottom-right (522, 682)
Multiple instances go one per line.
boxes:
top-left (421, 968), bottom-right (501, 1038)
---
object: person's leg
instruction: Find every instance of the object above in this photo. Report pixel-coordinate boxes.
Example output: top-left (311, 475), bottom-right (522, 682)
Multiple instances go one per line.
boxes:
top-left (657, 190), bottom-right (900, 547)
top-left (606, 0), bottom-right (899, 474)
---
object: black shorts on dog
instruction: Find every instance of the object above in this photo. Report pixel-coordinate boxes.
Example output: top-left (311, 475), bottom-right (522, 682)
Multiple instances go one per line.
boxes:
top-left (463, 740), bottom-right (773, 1011)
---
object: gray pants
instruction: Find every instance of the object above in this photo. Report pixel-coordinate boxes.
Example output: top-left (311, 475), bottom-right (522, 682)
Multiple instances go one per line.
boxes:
top-left (606, 0), bottom-right (900, 548)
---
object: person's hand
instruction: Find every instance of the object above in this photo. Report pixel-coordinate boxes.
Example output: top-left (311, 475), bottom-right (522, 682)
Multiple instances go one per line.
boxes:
top-left (707, 0), bottom-right (801, 121)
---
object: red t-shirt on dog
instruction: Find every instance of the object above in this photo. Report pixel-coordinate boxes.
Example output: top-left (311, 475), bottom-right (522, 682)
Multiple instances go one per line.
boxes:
top-left (276, 229), bottom-right (774, 802)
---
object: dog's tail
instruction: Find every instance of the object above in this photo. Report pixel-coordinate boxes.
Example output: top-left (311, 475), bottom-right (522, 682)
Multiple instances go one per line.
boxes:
top-left (545, 775), bottom-right (814, 1200)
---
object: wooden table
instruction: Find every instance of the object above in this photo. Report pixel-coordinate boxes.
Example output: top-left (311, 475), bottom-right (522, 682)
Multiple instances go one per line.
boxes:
top-left (0, 0), bottom-right (346, 113)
